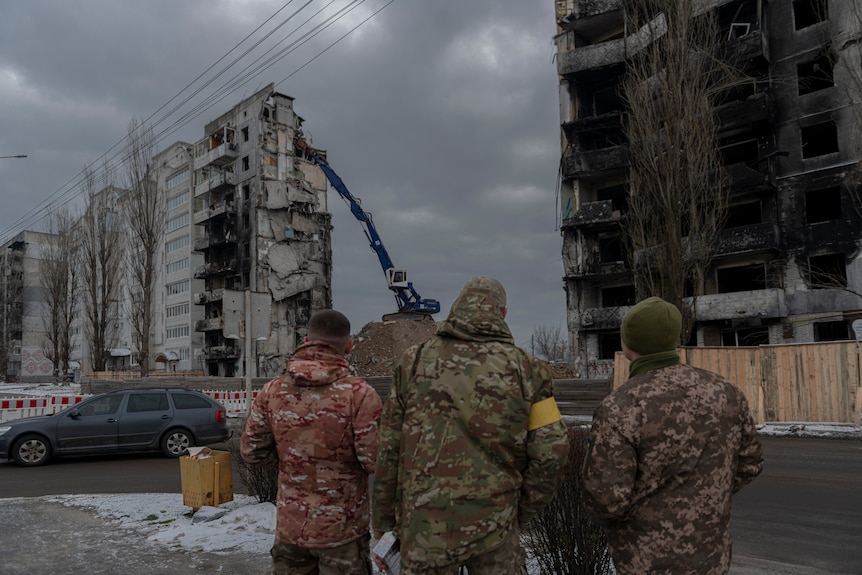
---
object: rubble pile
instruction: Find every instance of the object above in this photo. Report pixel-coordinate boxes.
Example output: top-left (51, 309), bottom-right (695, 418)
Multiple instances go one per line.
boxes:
top-left (349, 318), bottom-right (438, 377)
top-left (349, 318), bottom-right (579, 380)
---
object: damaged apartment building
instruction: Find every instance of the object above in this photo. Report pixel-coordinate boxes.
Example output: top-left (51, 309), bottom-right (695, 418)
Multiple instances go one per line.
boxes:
top-left (554, 0), bottom-right (862, 375)
top-left (193, 83), bottom-right (331, 377)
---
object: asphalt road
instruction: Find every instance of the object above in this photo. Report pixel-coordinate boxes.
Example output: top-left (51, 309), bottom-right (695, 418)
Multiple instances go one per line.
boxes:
top-left (1, 436), bottom-right (861, 574)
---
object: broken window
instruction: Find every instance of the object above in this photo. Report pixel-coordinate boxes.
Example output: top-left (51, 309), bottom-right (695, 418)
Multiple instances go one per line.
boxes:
top-left (725, 201), bottom-right (762, 228)
top-left (793, 0), bottom-right (827, 30)
top-left (597, 184), bottom-right (627, 213)
top-left (797, 51), bottom-right (835, 95)
top-left (599, 332), bottom-right (621, 360)
top-left (598, 236), bottom-right (623, 262)
top-left (801, 121), bottom-right (838, 158)
top-left (242, 127), bottom-right (249, 142)
top-left (805, 186), bottom-right (841, 223)
top-left (601, 285), bottom-right (637, 307)
top-left (242, 156), bottom-right (250, 171)
top-left (720, 137), bottom-right (759, 166)
top-left (717, 263), bottom-right (767, 293)
top-left (721, 327), bottom-right (770, 346)
top-left (808, 253), bottom-right (847, 289)
top-left (814, 320), bottom-right (850, 341)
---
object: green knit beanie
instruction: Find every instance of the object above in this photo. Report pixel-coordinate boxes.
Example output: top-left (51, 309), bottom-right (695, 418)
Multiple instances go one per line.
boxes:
top-left (621, 296), bottom-right (682, 355)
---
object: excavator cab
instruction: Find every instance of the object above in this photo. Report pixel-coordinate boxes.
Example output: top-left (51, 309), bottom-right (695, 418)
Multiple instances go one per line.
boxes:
top-left (386, 268), bottom-right (409, 288)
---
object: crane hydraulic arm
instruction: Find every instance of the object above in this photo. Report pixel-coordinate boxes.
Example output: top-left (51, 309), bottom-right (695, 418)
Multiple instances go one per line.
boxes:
top-left (295, 136), bottom-right (440, 317)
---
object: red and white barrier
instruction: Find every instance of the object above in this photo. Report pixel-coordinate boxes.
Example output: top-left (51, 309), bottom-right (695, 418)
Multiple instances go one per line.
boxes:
top-left (0, 390), bottom-right (257, 423)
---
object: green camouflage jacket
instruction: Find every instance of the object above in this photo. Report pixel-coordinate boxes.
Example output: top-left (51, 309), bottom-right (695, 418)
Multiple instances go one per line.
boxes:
top-left (583, 363), bottom-right (764, 575)
top-left (372, 289), bottom-right (570, 567)
top-left (240, 340), bottom-right (382, 548)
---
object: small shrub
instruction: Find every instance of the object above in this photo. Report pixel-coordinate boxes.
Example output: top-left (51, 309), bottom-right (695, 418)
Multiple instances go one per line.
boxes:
top-left (227, 433), bottom-right (279, 504)
top-left (526, 424), bottom-right (613, 575)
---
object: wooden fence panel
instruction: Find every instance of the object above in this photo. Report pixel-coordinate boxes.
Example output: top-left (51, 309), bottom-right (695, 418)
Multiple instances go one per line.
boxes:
top-left (763, 343), bottom-right (857, 424)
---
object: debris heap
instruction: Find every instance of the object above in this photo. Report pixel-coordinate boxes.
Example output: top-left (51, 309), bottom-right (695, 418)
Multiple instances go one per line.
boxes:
top-left (349, 319), bottom-right (438, 377)
top-left (349, 318), bottom-right (579, 380)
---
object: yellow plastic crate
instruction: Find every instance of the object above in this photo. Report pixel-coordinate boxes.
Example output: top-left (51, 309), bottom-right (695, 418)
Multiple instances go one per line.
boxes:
top-left (179, 449), bottom-right (234, 509)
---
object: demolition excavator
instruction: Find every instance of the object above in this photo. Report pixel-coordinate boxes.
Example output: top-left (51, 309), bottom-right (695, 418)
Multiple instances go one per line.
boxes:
top-left (294, 136), bottom-right (440, 320)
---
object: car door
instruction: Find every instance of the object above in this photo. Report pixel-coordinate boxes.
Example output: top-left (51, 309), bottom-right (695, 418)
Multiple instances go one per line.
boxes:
top-left (117, 391), bottom-right (174, 449)
top-left (55, 394), bottom-right (124, 453)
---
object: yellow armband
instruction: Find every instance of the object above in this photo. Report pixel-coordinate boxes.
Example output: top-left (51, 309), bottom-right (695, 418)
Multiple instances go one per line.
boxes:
top-left (528, 397), bottom-right (562, 431)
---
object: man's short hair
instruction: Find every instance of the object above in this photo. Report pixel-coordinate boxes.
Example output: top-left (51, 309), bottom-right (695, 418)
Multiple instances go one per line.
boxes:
top-left (308, 310), bottom-right (351, 349)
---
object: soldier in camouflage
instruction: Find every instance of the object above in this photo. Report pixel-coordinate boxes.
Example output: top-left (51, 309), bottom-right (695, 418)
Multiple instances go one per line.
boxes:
top-left (583, 296), bottom-right (764, 575)
top-left (241, 309), bottom-right (383, 575)
top-left (372, 276), bottom-right (570, 575)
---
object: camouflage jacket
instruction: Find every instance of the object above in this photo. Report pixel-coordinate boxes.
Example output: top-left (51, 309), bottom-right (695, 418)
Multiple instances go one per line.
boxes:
top-left (240, 340), bottom-right (382, 548)
top-left (372, 290), bottom-right (570, 567)
top-left (583, 363), bottom-right (764, 575)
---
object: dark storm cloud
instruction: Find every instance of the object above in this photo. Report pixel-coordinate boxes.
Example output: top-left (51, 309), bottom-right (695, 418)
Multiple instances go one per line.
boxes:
top-left (0, 0), bottom-right (566, 347)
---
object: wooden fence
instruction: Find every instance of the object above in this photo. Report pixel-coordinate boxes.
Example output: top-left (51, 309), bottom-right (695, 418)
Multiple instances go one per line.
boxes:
top-left (613, 342), bottom-right (862, 425)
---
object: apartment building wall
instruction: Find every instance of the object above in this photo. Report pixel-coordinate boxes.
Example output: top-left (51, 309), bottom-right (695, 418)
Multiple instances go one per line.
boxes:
top-left (194, 83), bottom-right (331, 377)
top-left (150, 142), bottom-right (206, 372)
top-left (554, 0), bottom-right (862, 376)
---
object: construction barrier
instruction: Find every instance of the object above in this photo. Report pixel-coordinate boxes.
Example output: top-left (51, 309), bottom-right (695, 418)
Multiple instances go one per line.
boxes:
top-left (0, 395), bottom-right (86, 423)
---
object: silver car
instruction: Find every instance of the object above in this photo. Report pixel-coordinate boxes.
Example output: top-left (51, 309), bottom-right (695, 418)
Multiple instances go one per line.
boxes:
top-left (0, 388), bottom-right (230, 466)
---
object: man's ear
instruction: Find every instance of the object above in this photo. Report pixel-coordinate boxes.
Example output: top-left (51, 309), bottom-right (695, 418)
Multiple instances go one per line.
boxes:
top-left (502, 307), bottom-right (508, 319)
top-left (344, 338), bottom-right (354, 354)
top-left (303, 336), bottom-right (308, 344)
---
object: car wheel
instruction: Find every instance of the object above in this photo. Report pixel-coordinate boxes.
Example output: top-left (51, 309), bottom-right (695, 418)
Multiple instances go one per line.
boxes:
top-left (12, 434), bottom-right (52, 466)
top-left (161, 428), bottom-right (194, 457)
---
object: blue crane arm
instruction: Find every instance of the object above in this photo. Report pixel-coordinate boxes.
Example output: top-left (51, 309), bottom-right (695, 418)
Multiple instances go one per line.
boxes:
top-left (295, 137), bottom-right (440, 315)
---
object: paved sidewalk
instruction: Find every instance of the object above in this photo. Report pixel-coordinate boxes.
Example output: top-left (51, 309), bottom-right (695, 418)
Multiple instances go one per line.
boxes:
top-left (0, 498), bottom-right (270, 575)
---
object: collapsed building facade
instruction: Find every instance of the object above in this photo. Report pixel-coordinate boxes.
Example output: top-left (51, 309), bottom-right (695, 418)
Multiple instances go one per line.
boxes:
top-left (554, 0), bottom-right (862, 376)
top-left (193, 84), bottom-right (331, 377)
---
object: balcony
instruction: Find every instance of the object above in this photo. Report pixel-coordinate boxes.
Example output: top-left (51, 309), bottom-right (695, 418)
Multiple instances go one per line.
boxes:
top-left (207, 345), bottom-right (240, 360)
top-left (557, 36), bottom-right (626, 76)
top-left (565, 199), bottom-right (621, 228)
top-left (717, 29), bottom-right (768, 67)
top-left (193, 201), bottom-right (237, 225)
top-left (716, 92), bottom-right (770, 133)
top-left (694, 288), bottom-right (786, 321)
top-left (194, 259), bottom-right (238, 279)
top-left (195, 289), bottom-right (225, 305)
top-left (562, 144), bottom-right (628, 178)
top-left (193, 127), bottom-right (238, 171)
top-left (714, 222), bottom-right (780, 257)
top-left (193, 233), bottom-right (232, 252)
top-left (194, 169), bottom-right (237, 198)
top-left (726, 162), bottom-right (769, 192)
top-left (195, 317), bottom-right (223, 332)
top-left (577, 305), bottom-right (628, 331)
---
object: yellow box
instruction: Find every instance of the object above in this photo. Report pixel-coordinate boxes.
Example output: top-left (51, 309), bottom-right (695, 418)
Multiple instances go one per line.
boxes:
top-left (179, 450), bottom-right (234, 509)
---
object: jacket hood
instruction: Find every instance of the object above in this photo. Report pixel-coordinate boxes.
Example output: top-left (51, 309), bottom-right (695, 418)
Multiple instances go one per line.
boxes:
top-left (438, 288), bottom-right (514, 344)
top-left (285, 340), bottom-right (352, 387)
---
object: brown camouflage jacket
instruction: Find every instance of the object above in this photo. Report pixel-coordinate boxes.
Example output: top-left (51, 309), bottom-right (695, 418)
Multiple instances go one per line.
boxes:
top-left (240, 340), bottom-right (382, 548)
top-left (372, 289), bottom-right (570, 567)
top-left (583, 363), bottom-right (764, 575)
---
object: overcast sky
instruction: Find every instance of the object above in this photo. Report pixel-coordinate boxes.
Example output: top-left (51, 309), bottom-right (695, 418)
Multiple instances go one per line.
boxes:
top-left (0, 0), bottom-right (567, 351)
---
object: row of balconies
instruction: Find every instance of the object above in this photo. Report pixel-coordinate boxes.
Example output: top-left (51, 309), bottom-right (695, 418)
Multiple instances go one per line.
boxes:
top-left (565, 221), bottom-right (781, 280)
top-left (576, 288), bottom-right (787, 331)
top-left (205, 345), bottom-right (240, 359)
top-left (557, 23), bottom-right (766, 77)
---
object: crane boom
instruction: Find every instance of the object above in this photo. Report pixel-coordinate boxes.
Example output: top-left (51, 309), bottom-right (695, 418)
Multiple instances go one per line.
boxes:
top-left (295, 136), bottom-right (440, 317)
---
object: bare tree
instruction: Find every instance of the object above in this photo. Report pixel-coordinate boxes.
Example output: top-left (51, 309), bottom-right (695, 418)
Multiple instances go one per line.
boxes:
top-left (532, 323), bottom-right (569, 363)
top-left (621, 0), bottom-right (738, 341)
top-left (122, 117), bottom-right (164, 377)
top-left (40, 209), bottom-right (79, 381)
top-left (835, 1), bottom-right (862, 211)
top-left (80, 163), bottom-right (124, 372)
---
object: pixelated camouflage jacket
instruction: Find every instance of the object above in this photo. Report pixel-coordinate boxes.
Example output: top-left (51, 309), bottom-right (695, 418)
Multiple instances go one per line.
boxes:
top-left (240, 340), bottom-right (383, 548)
top-left (582, 363), bottom-right (764, 575)
top-left (372, 289), bottom-right (570, 567)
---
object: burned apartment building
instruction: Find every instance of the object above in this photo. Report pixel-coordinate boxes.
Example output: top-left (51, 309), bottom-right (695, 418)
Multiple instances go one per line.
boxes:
top-left (193, 84), bottom-right (331, 377)
top-left (554, 0), bottom-right (862, 376)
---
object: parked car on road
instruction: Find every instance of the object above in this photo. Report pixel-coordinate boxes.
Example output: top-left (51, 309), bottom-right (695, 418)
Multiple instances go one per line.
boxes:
top-left (0, 388), bottom-right (230, 466)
